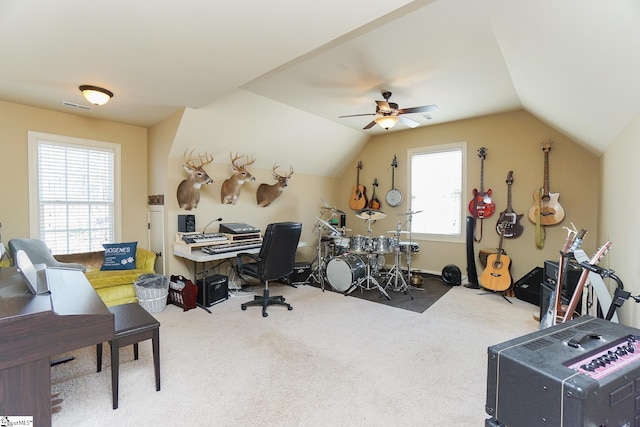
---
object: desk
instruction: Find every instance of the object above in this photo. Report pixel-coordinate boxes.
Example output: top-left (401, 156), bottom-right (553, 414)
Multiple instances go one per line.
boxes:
top-left (174, 242), bottom-right (306, 313)
top-left (0, 267), bottom-right (114, 426)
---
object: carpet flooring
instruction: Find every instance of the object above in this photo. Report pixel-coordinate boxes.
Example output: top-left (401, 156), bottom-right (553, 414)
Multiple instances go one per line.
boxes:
top-left (309, 272), bottom-right (452, 313)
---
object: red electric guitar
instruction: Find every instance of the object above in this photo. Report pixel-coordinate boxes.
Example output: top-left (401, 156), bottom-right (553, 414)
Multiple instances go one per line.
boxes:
top-left (468, 147), bottom-right (495, 219)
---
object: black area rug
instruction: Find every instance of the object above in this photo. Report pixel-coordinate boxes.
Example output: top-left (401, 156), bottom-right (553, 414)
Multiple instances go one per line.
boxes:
top-left (311, 273), bottom-right (453, 314)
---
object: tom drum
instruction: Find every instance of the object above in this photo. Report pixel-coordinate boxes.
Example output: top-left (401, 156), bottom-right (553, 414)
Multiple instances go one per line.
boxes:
top-left (371, 236), bottom-right (395, 254)
top-left (348, 235), bottom-right (370, 254)
top-left (326, 253), bottom-right (366, 292)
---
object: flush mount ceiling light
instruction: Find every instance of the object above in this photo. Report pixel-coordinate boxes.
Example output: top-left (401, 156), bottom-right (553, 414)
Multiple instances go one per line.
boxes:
top-left (79, 85), bottom-right (113, 106)
top-left (374, 115), bottom-right (399, 130)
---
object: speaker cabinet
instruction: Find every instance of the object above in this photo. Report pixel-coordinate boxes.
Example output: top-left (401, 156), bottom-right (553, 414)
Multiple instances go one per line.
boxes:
top-left (197, 274), bottom-right (228, 307)
top-left (178, 214), bottom-right (195, 232)
top-left (513, 267), bottom-right (544, 306)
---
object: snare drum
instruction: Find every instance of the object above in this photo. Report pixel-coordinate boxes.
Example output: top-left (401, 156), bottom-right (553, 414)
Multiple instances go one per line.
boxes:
top-left (326, 253), bottom-right (367, 292)
top-left (348, 235), bottom-right (370, 254)
top-left (332, 236), bottom-right (349, 256)
top-left (398, 242), bottom-right (420, 253)
top-left (371, 236), bottom-right (395, 254)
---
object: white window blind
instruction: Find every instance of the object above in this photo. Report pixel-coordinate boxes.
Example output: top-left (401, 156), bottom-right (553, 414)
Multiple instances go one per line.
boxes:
top-left (28, 132), bottom-right (120, 254)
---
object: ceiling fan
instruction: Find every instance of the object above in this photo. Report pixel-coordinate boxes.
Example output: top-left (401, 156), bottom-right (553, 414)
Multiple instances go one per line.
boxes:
top-left (339, 91), bottom-right (438, 130)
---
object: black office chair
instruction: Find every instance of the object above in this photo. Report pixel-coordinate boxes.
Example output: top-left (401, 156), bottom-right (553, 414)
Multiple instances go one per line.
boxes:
top-left (237, 222), bottom-right (302, 317)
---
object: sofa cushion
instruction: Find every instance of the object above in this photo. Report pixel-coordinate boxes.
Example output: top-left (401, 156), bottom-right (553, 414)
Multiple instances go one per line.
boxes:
top-left (101, 242), bottom-right (137, 270)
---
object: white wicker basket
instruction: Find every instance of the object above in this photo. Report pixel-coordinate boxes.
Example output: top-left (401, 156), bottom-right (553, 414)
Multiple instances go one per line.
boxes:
top-left (134, 275), bottom-right (169, 313)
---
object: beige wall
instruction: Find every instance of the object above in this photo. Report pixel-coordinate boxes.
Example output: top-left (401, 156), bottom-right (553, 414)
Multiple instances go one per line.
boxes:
top-left (600, 112), bottom-right (640, 327)
top-left (164, 157), bottom-right (339, 278)
top-left (0, 100), bottom-right (148, 249)
top-left (334, 110), bottom-right (600, 285)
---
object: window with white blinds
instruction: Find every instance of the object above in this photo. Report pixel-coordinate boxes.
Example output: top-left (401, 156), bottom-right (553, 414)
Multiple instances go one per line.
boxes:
top-left (408, 142), bottom-right (466, 243)
top-left (28, 132), bottom-right (121, 254)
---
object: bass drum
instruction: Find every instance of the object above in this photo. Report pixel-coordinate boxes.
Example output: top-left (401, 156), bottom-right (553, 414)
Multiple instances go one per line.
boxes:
top-left (326, 253), bottom-right (366, 292)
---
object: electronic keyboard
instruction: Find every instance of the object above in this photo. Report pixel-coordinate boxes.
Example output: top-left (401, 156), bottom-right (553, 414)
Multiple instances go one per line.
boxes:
top-left (201, 241), bottom-right (262, 255)
top-left (181, 233), bottom-right (228, 244)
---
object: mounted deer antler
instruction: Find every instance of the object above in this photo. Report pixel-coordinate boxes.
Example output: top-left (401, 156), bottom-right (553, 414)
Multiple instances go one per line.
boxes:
top-left (176, 149), bottom-right (214, 210)
top-left (257, 164), bottom-right (294, 207)
top-left (221, 152), bottom-right (255, 204)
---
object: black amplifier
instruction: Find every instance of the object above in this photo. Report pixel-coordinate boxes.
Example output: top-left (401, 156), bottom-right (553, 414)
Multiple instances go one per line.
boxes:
top-left (486, 316), bottom-right (640, 427)
top-left (287, 262), bottom-right (311, 285)
top-left (197, 274), bottom-right (228, 307)
top-left (544, 259), bottom-right (582, 295)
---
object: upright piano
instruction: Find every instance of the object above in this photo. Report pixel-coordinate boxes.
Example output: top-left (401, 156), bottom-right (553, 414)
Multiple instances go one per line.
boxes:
top-left (0, 267), bottom-right (114, 427)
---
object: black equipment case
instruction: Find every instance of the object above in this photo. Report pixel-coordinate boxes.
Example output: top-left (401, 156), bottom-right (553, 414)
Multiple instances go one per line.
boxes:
top-left (485, 316), bottom-right (640, 427)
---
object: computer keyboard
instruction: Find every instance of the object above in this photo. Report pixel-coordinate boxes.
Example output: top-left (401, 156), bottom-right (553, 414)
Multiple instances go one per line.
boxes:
top-left (201, 241), bottom-right (262, 255)
top-left (181, 233), bottom-right (228, 244)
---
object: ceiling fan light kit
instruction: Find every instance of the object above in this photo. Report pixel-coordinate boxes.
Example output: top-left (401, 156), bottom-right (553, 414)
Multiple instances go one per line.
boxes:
top-left (339, 90), bottom-right (437, 131)
top-left (375, 115), bottom-right (399, 130)
top-left (79, 85), bottom-right (113, 106)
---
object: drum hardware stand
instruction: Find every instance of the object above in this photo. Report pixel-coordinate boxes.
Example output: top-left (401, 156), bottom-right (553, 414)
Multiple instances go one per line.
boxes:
top-left (345, 215), bottom-right (390, 300)
top-left (400, 211), bottom-right (424, 292)
top-left (305, 213), bottom-right (341, 290)
top-left (384, 222), bottom-right (413, 299)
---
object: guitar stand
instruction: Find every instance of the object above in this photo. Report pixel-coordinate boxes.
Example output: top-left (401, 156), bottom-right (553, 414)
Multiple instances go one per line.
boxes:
top-left (477, 289), bottom-right (513, 304)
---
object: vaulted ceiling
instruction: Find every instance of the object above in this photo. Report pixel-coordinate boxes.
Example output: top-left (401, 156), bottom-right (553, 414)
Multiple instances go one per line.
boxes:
top-left (2, 0), bottom-right (639, 177)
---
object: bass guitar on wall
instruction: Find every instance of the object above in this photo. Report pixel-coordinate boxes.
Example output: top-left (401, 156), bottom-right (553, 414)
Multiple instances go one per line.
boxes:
top-left (495, 171), bottom-right (523, 238)
top-left (528, 140), bottom-right (565, 248)
top-left (349, 161), bottom-right (368, 210)
top-left (468, 147), bottom-right (495, 241)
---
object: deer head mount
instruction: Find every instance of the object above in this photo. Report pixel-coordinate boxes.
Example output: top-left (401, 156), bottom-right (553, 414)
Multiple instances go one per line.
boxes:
top-left (257, 164), bottom-right (294, 207)
top-left (221, 152), bottom-right (255, 205)
top-left (176, 149), bottom-right (214, 211)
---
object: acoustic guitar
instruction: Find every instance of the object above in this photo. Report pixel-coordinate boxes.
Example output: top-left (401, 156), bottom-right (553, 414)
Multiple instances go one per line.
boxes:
top-left (528, 140), bottom-right (565, 226)
top-left (349, 161), bottom-right (368, 210)
top-left (495, 171), bottom-right (523, 238)
top-left (368, 178), bottom-right (381, 210)
top-left (480, 222), bottom-right (511, 292)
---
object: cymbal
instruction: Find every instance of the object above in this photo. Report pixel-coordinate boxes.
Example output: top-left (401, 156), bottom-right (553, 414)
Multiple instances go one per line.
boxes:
top-left (398, 210), bottom-right (423, 216)
top-left (356, 209), bottom-right (387, 220)
top-left (387, 230), bottom-right (410, 234)
top-left (315, 216), bottom-right (339, 234)
top-left (321, 206), bottom-right (345, 214)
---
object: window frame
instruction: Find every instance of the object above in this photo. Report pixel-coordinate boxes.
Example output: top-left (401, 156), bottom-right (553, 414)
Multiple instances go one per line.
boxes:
top-left (27, 131), bottom-right (122, 253)
top-left (407, 141), bottom-right (467, 243)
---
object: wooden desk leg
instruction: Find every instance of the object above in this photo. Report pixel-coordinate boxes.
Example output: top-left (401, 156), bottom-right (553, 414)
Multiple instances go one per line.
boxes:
top-left (96, 343), bottom-right (103, 372)
top-left (110, 339), bottom-right (119, 410)
top-left (153, 329), bottom-right (161, 391)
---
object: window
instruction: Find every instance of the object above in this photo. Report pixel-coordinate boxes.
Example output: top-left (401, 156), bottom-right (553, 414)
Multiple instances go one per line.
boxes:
top-left (28, 132), bottom-right (121, 254)
top-left (408, 142), bottom-right (466, 242)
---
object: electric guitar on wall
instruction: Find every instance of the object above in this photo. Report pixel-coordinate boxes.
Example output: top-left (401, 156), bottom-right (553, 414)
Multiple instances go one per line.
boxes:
top-left (468, 147), bottom-right (495, 219)
top-left (495, 171), bottom-right (523, 238)
top-left (368, 178), bottom-right (382, 210)
top-left (480, 221), bottom-right (512, 292)
top-left (349, 161), bottom-right (368, 210)
top-left (528, 140), bottom-right (565, 225)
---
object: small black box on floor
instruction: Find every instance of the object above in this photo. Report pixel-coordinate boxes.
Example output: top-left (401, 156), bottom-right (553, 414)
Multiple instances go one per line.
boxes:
top-left (513, 267), bottom-right (543, 306)
top-left (197, 274), bottom-right (228, 307)
top-left (288, 262), bottom-right (311, 285)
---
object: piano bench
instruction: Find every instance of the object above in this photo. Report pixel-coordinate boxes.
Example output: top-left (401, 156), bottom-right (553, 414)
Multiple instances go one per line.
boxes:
top-left (96, 302), bottom-right (161, 409)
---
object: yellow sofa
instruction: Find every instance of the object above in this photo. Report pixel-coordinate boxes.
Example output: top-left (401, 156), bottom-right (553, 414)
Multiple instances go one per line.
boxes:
top-left (55, 247), bottom-right (156, 306)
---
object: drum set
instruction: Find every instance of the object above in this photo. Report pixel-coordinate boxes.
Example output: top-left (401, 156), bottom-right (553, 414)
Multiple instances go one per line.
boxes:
top-left (306, 204), bottom-right (422, 299)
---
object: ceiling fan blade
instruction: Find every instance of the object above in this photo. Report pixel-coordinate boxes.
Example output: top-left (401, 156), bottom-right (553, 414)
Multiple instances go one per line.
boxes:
top-left (397, 104), bottom-right (439, 115)
top-left (363, 120), bottom-right (377, 130)
top-left (339, 113), bottom-right (376, 118)
top-left (398, 115), bottom-right (420, 128)
top-left (376, 100), bottom-right (392, 113)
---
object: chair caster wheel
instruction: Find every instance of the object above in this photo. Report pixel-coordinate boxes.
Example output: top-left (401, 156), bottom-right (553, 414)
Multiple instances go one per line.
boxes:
top-left (241, 305), bottom-right (247, 310)
top-left (287, 306), bottom-right (293, 311)
top-left (262, 311), bottom-right (268, 317)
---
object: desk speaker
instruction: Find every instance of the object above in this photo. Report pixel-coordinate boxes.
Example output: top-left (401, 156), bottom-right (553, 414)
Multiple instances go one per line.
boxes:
top-left (178, 214), bottom-right (195, 232)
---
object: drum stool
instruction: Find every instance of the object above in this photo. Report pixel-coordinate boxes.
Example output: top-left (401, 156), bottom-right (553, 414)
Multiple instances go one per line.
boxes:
top-left (96, 302), bottom-right (161, 409)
